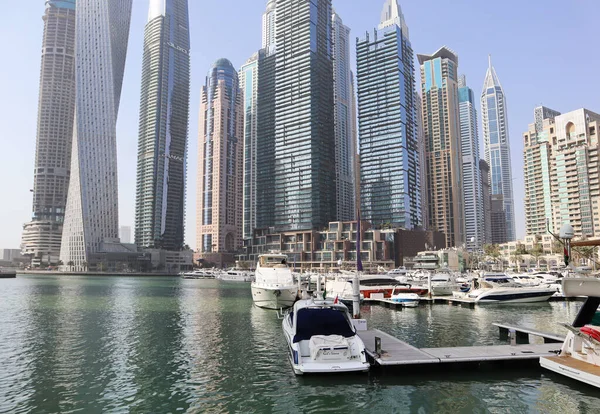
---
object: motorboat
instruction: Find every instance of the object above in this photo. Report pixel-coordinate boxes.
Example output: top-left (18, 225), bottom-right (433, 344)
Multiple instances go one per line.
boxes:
top-left (511, 274), bottom-right (541, 287)
top-left (453, 273), bottom-right (556, 303)
top-left (430, 272), bottom-right (461, 296)
top-left (357, 275), bottom-right (427, 298)
top-left (0, 268), bottom-right (17, 279)
top-left (251, 254), bottom-right (298, 310)
top-left (218, 270), bottom-right (254, 282)
top-left (324, 278), bottom-right (364, 306)
top-left (282, 297), bottom-right (369, 375)
top-left (180, 269), bottom-right (217, 279)
top-left (390, 286), bottom-right (420, 307)
top-left (540, 278), bottom-right (600, 388)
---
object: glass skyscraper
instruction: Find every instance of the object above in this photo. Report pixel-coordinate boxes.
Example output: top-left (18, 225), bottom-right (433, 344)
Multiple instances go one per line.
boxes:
top-left (332, 11), bottom-right (356, 222)
top-left (481, 56), bottom-right (515, 242)
top-left (135, 0), bottom-right (190, 251)
top-left (356, 0), bottom-right (421, 229)
top-left (273, 0), bottom-right (336, 231)
top-left (418, 46), bottom-right (464, 248)
top-left (21, 0), bottom-right (76, 266)
top-left (196, 59), bottom-right (243, 253)
top-left (458, 75), bottom-right (484, 251)
top-left (60, 0), bottom-right (133, 270)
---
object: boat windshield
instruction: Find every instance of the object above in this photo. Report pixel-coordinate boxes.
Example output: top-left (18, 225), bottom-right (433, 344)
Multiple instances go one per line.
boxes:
top-left (259, 256), bottom-right (288, 268)
top-left (293, 308), bottom-right (355, 343)
top-left (485, 277), bottom-right (513, 284)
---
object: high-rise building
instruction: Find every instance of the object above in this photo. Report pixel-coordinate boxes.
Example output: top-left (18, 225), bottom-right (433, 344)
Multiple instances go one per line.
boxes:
top-left (119, 226), bottom-right (132, 244)
top-left (356, 0), bottom-right (421, 229)
top-left (196, 59), bottom-right (243, 253)
top-left (481, 56), bottom-right (515, 242)
top-left (418, 46), bottom-right (463, 248)
top-left (273, 0), bottom-right (336, 231)
top-left (523, 108), bottom-right (600, 238)
top-left (134, 0), bottom-right (190, 251)
top-left (491, 194), bottom-right (507, 244)
top-left (240, 53), bottom-right (259, 240)
top-left (458, 75), bottom-right (484, 251)
top-left (523, 106), bottom-right (559, 237)
top-left (262, 0), bottom-right (276, 51)
top-left (21, 0), bottom-right (76, 266)
top-left (479, 160), bottom-right (492, 244)
top-left (59, 0), bottom-right (133, 270)
top-left (416, 92), bottom-right (428, 229)
top-left (332, 11), bottom-right (356, 222)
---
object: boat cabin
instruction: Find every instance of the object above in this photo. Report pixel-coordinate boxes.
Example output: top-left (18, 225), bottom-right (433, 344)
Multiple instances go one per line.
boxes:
top-left (258, 254), bottom-right (289, 269)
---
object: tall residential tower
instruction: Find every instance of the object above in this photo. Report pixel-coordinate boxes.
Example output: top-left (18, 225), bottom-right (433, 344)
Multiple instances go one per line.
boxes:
top-left (135, 0), bottom-right (190, 251)
top-left (481, 56), bottom-right (515, 242)
top-left (21, 0), bottom-right (76, 266)
top-left (59, 0), bottom-right (133, 270)
top-left (332, 10), bottom-right (356, 222)
top-left (418, 47), bottom-right (464, 248)
top-left (273, 0), bottom-right (336, 231)
top-left (356, 0), bottom-right (421, 229)
top-left (458, 75), bottom-right (484, 251)
top-left (196, 59), bottom-right (243, 253)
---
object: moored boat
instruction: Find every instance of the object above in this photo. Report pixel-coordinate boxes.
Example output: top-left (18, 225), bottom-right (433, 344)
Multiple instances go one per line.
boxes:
top-left (390, 287), bottom-right (420, 307)
top-left (282, 297), bottom-right (369, 375)
top-left (0, 268), bottom-right (17, 279)
top-left (540, 278), bottom-right (600, 388)
top-left (453, 274), bottom-right (556, 303)
top-left (251, 254), bottom-right (298, 310)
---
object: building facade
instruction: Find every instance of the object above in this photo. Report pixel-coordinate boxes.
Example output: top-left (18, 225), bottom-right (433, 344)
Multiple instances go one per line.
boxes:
top-left (240, 54), bottom-right (259, 240)
top-left (523, 106), bottom-right (559, 236)
top-left (481, 57), bottom-right (515, 242)
top-left (480, 159), bottom-right (492, 245)
top-left (21, 0), bottom-right (77, 266)
top-left (135, 0), bottom-right (190, 251)
top-left (523, 108), bottom-right (600, 238)
top-left (60, 0), bottom-right (133, 270)
top-left (418, 46), bottom-right (464, 248)
top-left (356, 0), bottom-right (421, 229)
top-left (458, 75), bottom-right (484, 251)
top-left (273, 0), bottom-right (336, 231)
top-left (332, 11), bottom-right (356, 222)
top-left (196, 59), bottom-right (243, 253)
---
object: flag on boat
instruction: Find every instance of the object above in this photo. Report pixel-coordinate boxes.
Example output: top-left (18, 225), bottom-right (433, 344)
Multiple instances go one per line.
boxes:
top-left (334, 295), bottom-right (339, 304)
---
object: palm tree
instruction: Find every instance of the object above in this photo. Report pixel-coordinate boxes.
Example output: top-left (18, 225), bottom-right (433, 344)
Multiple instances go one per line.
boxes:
top-left (484, 244), bottom-right (502, 270)
top-left (530, 243), bottom-right (544, 269)
top-left (510, 250), bottom-right (523, 272)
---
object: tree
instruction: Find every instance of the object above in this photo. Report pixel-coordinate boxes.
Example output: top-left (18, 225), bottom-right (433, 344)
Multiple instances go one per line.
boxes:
top-left (484, 244), bottom-right (502, 270)
top-left (551, 240), bottom-right (563, 255)
top-left (510, 250), bottom-right (523, 272)
top-left (67, 261), bottom-right (74, 268)
top-left (530, 243), bottom-right (544, 269)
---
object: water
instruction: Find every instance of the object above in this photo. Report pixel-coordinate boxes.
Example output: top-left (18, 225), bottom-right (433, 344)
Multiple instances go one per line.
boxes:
top-left (1, 276), bottom-right (600, 413)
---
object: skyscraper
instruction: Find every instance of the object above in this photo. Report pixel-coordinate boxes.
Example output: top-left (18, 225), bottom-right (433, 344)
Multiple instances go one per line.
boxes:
top-left (196, 59), bottom-right (243, 253)
top-left (523, 108), bottom-right (600, 238)
top-left (135, 0), bottom-right (190, 251)
top-left (418, 46), bottom-right (464, 248)
top-left (262, 0), bottom-right (276, 51)
top-left (273, 0), bottom-right (336, 231)
top-left (332, 10), bottom-right (356, 222)
top-left (523, 106), bottom-right (559, 236)
top-left (356, 0), bottom-right (421, 229)
top-left (479, 160), bottom-right (492, 244)
top-left (458, 75), bottom-right (484, 251)
top-left (21, 0), bottom-right (76, 266)
top-left (240, 53), bottom-right (259, 240)
top-left (59, 0), bottom-right (133, 270)
top-left (481, 56), bottom-right (515, 242)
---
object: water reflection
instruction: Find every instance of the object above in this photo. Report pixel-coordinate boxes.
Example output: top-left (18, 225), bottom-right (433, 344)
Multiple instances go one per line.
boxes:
top-left (1, 276), bottom-right (600, 414)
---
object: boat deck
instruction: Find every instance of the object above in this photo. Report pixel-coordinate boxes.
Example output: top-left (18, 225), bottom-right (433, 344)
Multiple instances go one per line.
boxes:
top-left (358, 329), bottom-right (561, 367)
top-left (542, 355), bottom-right (600, 376)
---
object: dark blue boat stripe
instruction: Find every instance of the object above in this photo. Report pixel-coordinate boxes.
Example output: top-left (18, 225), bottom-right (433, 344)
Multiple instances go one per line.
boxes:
top-left (480, 291), bottom-right (553, 301)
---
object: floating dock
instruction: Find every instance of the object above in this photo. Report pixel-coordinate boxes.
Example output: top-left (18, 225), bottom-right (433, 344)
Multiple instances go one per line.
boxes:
top-left (357, 329), bottom-right (561, 368)
top-left (364, 295), bottom-right (583, 310)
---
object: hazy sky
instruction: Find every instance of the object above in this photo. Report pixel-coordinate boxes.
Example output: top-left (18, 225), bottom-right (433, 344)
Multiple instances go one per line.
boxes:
top-left (1, 0), bottom-right (598, 250)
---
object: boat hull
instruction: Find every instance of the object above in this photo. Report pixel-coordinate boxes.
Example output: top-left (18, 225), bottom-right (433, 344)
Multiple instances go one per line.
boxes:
top-left (251, 285), bottom-right (297, 309)
top-left (540, 356), bottom-right (600, 389)
top-left (472, 290), bottom-right (555, 303)
top-left (431, 284), bottom-right (459, 296)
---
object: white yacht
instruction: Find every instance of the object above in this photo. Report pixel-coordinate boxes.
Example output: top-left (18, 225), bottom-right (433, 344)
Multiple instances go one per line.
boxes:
top-left (540, 278), bottom-right (600, 388)
top-left (282, 297), bottom-right (369, 375)
top-left (251, 254), bottom-right (298, 310)
top-left (511, 274), bottom-right (540, 287)
top-left (390, 286), bottom-right (420, 307)
top-left (454, 273), bottom-right (556, 303)
top-left (218, 270), bottom-right (254, 282)
top-left (180, 269), bottom-right (217, 279)
top-left (430, 272), bottom-right (461, 296)
top-left (324, 278), bottom-right (364, 305)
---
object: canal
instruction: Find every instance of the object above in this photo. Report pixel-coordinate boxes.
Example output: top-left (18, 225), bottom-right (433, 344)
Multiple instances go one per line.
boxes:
top-left (1, 275), bottom-right (600, 413)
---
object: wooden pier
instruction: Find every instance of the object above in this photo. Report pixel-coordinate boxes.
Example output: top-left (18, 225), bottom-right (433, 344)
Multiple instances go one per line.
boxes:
top-left (357, 329), bottom-right (561, 368)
